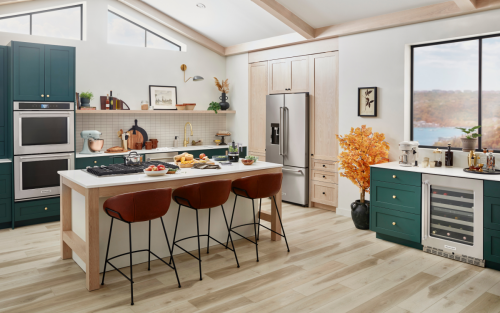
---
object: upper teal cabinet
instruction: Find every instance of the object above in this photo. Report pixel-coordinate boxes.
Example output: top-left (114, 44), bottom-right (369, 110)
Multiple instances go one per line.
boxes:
top-left (0, 46), bottom-right (6, 158)
top-left (11, 42), bottom-right (75, 102)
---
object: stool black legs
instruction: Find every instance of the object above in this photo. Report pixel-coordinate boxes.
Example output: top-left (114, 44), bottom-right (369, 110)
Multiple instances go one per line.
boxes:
top-left (101, 215), bottom-right (181, 306)
top-left (226, 195), bottom-right (290, 262)
top-left (171, 204), bottom-right (240, 281)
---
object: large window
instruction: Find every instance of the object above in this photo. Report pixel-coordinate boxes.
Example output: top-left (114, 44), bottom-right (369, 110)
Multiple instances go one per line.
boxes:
top-left (107, 11), bottom-right (180, 51)
top-left (412, 35), bottom-right (500, 151)
top-left (0, 5), bottom-right (82, 40)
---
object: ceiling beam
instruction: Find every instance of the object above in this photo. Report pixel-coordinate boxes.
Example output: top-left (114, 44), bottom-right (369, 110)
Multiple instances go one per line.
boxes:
top-left (118, 0), bottom-right (225, 56)
top-left (454, 0), bottom-right (477, 11)
top-left (0, 0), bottom-right (33, 5)
top-left (227, 0), bottom-right (500, 55)
top-left (251, 0), bottom-right (315, 39)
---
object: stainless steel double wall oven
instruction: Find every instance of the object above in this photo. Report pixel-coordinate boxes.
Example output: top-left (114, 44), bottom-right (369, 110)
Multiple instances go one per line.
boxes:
top-left (13, 102), bottom-right (75, 201)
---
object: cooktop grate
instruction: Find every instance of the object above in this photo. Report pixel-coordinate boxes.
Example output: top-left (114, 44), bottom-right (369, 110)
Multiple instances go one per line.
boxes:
top-left (85, 161), bottom-right (179, 177)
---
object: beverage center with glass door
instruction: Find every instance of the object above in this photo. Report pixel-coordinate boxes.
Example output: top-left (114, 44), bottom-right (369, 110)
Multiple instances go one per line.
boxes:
top-left (370, 141), bottom-right (500, 272)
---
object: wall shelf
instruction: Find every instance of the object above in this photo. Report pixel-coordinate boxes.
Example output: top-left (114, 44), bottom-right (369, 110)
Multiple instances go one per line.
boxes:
top-left (76, 110), bottom-right (236, 114)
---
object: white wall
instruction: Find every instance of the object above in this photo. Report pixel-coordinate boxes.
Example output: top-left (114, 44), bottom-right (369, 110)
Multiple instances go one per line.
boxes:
top-left (0, 0), bottom-right (226, 111)
top-left (337, 9), bottom-right (500, 216)
top-left (226, 53), bottom-right (249, 145)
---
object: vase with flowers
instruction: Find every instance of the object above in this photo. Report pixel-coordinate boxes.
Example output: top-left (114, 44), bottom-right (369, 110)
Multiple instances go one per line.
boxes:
top-left (336, 125), bottom-right (390, 229)
top-left (214, 78), bottom-right (230, 110)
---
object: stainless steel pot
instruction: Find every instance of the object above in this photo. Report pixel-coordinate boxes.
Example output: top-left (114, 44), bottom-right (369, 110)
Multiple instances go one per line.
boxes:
top-left (113, 151), bottom-right (142, 166)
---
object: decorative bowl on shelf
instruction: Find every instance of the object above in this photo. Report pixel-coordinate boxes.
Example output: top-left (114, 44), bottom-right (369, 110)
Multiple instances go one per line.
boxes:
top-left (185, 103), bottom-right (196, 110)
top-left (176, 104), bottom-right (186, 110)
top-left (144, 169), bottom-right (167, 176)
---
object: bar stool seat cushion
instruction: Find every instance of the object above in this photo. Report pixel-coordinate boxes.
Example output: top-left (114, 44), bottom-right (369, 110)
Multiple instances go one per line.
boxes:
top-left (232, 173), bottom-right (283, 199)
top-left (172, 180), bottom-right (232, 209)
top-left (103, 189), bottom-right (172, 223)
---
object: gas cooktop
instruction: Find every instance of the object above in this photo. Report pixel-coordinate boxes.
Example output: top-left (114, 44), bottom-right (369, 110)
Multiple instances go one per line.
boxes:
top-left (85, 161), bottom-right (179, 177)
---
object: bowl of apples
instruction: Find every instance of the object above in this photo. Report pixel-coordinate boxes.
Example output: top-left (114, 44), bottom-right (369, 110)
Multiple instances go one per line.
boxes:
top-left (144, 164), bottom-right (168, 176)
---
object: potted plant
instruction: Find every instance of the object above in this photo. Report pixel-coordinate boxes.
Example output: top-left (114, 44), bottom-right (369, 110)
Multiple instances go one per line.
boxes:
top-left (80, 91), bottom-right (94, 107)
top-left (336, 125), bottom-right (390, 230)
top-left (214, 78), bottom-right (230, 110)
top-left (208, 101), bottom-right (221, 114)
top-left (456, 126), bottom-right (481, 152)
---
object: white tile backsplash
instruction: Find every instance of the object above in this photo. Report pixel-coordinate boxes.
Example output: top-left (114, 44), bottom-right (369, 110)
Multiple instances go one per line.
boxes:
top-left (76, 113), bottom-right (227, 151)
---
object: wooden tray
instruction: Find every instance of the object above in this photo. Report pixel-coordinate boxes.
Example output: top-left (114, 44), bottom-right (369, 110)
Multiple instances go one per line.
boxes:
top-left (463, 168), bottom-right (500, 175)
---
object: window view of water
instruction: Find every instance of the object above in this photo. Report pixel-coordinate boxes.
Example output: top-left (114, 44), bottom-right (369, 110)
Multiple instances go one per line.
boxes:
top-left (413, 127), bottom-right (463, 146)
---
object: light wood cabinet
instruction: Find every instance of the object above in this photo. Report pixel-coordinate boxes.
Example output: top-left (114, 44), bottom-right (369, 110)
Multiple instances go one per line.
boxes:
top-left (309, 52), bottom-right (338, 162)
top-left (269, 56), bottom-right (308, 94)
top-left (248, 61), bottom-right (268, 157)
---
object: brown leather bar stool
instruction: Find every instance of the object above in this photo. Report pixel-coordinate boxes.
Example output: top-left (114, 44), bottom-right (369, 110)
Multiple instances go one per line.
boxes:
top-left (226, 173), bottom-right (289, 262)
top-left (101, 189), bottom-right (180, 306)
top-left (170, 180), bottom-right (240, 281)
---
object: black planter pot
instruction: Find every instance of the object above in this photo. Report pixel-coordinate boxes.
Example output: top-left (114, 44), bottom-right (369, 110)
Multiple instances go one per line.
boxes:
top-left (219, 93), bottom-right (230, 110)
top-left (81, 98), bottom-right (90, 107)
top-left (350, 200), bottom-right (370, 230)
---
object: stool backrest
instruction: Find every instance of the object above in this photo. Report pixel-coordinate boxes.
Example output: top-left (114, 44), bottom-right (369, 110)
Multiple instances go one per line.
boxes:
top-left (103, 188), bottom-right (173, 223)
top-left (232, 173), bottom-right (283, 199)
top-left (173, 180), bottom-right (232, 209)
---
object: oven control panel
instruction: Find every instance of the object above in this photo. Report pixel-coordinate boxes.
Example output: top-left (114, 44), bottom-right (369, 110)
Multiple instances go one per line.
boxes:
top-left (18, 103), bottom-right (72, 110)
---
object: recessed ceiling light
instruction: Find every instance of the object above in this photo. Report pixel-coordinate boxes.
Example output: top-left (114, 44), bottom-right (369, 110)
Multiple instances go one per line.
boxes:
top-left (196, 3), bottom-right (206, 8)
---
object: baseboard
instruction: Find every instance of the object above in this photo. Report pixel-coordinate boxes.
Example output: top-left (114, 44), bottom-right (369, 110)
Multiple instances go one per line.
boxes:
top-left (336, 207), bottom-right (351, 217)
top-left (311, 202), bottom-right (336, 212)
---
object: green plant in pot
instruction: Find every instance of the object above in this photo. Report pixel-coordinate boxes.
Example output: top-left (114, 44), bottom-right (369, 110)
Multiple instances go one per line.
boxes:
top-left (456, 126), bottom-right (481, 152)
top-left (80, 91), bottom-right (94, 107)
top-left (336, 125), bottom-right (390, 230)
top-left (208, 101), bottom-right (221, 114)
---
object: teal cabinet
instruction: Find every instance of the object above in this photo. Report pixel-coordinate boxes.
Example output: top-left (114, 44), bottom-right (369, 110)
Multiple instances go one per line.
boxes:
top-left (76, 156), bottom-right (115, 169)
top-left (14, 197), bottom-right (60, 222)
top-left (485, 228), bottom-right (500, 264)
top-left (0, 198), bottom-right (12, 224)
top-left (11, 42), bottom-right (75, 102)
top-left (0, 174), bottom-right (12, 200)
top-left (484, 181), bottom-right (500, 199)
top-left (0, 46), bottom-right (7, 158)
top-left (44, 45), bottom-right (75, 102)
top-left (371, 168), bottom-right (421, 187)
top-left (485, 196), bottom-right (500, 231)
top-left (371, 206), bottom-right (421, 243)
top-left (371, 180), bottom-right (421, 215)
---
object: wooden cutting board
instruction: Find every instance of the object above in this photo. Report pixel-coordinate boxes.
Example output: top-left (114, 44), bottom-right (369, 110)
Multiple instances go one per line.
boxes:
top-left (127, 131), bottom-right (143, 150)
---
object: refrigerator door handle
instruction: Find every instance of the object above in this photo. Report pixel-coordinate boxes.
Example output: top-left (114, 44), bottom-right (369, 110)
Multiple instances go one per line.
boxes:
top-left (282, 168), bottom-right (303, 174)
top-left (283, 107), bottom-right (288, 156)
top-left (279, 107), bottom-right (284, 156)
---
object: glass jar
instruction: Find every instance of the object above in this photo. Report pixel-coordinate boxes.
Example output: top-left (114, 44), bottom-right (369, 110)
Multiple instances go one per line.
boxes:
top-left (433, 148), bottom-right (442, 167)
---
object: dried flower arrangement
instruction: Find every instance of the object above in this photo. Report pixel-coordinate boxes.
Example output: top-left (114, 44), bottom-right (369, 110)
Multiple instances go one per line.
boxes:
top-left (214, 78), bottom-right (229, 93)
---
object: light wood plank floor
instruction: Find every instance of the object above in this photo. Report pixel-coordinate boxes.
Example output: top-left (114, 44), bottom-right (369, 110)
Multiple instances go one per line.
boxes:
top-left (1, 202), bottom-right (500, 313)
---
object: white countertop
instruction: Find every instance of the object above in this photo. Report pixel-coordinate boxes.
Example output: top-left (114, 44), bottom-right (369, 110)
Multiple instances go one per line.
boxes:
top-left (372, 161), bottom-right (500, 182)
top-left (75, 145), bottom-right (243, 159)
top-left (59, 161), bottom-right (282, 189)
top-left (0, 159), bottom-right (11, 163)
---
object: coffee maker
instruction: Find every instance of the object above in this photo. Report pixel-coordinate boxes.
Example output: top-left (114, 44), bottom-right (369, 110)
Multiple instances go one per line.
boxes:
top-left (399, 141), bottom-right (419, 167)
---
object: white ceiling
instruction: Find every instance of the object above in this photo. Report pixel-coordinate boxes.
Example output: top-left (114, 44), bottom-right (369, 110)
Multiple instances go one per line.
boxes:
top-left (143, 0), bottom-right (294, 47)
top-left (276, 0), bottom-right (451, 28)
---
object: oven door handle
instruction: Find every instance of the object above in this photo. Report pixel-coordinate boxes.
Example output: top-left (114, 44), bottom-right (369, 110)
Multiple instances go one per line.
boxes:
top-left (18, 112), bottom-right (73, 116)
top-left (20, 154), bottom-right (73, 160)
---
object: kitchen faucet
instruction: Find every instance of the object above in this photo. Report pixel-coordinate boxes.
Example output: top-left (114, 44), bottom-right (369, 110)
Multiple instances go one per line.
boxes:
top-left (184, 122), bottom-right (193, 147)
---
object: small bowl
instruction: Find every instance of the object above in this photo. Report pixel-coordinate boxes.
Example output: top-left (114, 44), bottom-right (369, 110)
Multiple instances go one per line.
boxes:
top-left (144, 169), bottom-right (168, 176)
top-left (245, 156), bottom-right (259, 163)
top-left (184, 103), bottom-right (196, 110)
top-left (213, 156), bottom-right (228, 162)
top-left (241, 159), bottom-right (254, 166)
top-left (176, 104), bottom-right (186, 110)
top-left (88, 139), bottom-right (104, 152)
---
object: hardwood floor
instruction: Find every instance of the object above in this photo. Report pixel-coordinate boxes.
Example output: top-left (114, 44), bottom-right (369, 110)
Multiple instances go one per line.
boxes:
top-left (1, 201), bottom-right (500, 313)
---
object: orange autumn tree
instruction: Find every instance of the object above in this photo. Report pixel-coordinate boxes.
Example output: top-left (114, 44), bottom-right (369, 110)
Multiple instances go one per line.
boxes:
top-left (336, 125), bottom-right (390, 203)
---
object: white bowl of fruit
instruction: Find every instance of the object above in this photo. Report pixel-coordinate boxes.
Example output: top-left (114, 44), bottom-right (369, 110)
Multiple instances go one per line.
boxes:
top-left (144, 164), bottom-right (168, 176)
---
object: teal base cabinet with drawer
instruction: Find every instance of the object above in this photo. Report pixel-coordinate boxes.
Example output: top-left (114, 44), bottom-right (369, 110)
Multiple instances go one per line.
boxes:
top-left (484, 181), bottom-right (500, 270)
top-left (14, 197), bottom-right (60, 227)
top-left (0, 163), bottom-right (12, 230)
top-left (370, 167), bottom-right (422, 249)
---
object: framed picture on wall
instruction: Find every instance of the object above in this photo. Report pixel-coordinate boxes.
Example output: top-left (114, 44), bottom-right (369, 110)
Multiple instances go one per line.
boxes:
top-left (358, 87), bottom-right (377, 117)
top-left (149, 85), bottom-right (177, 110)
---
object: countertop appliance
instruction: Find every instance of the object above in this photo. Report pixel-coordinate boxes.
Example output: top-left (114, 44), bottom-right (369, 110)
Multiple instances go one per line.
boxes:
top-left (13, 102), bottom-right (75, 201)
top-left (13, 102), bottom-right (75, 155)
top-left (80, 130), bottom-right (103, 154)
top-left (85, 161), bottom-right (178, 177)
top-left (399, 141), bottom-right (419, 167)
top-left (422, 174), bottom-right (484, 267)
top-left (266, 93), bottom-right (309, 206)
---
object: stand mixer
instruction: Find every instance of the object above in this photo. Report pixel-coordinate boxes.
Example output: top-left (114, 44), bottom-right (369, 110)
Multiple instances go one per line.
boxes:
top-left (399, 141), bottom-right (419, 167)
top-left (81, 130), bottom-right (104, 154)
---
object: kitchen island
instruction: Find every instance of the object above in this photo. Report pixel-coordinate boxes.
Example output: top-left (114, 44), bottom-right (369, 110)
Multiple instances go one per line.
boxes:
top-left (58, 161), bottom-right (283, 291)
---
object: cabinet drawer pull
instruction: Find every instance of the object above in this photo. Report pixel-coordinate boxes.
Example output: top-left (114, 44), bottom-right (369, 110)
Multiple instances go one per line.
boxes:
top-left (94, 161), bottom-right (97, 164)
top-left (393, 195), bottom-right (396, 199)
top-left (322, 192), bottom-right (326, 195)
top-left (393, 175), bottom-right (396, 178)
top-left (392, 222), bottom-right (396, 225)
top-left (323, 165), bottom-right (326, 167)
top-left (45, 207), bottom-right (48, 211)
top-left (323, 175), bottom-right (326, 178)
top-left (47, 95), bottom-right (50, 98)
top-left (41, 94), bottom-right (44, 97)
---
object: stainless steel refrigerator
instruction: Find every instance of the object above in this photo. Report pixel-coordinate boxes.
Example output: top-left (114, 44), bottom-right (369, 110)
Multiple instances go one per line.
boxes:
top-left (266, 93), bottom-right (309, 206)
